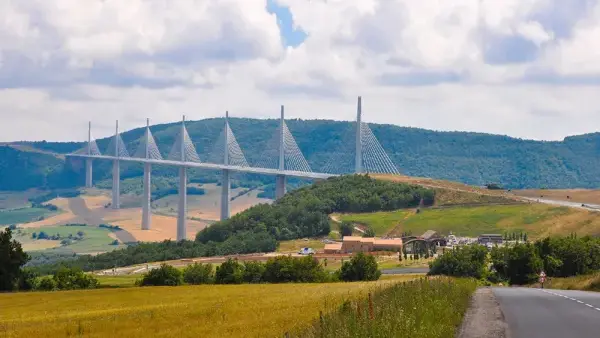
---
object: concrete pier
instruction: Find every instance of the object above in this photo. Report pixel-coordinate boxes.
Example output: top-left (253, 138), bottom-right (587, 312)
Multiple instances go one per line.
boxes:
top-left (356, 96), bottom-right (363, 174)
top-left (177, 116), bottom-right (187, 241)
top-left (142, 162), bottom-right (151, 230)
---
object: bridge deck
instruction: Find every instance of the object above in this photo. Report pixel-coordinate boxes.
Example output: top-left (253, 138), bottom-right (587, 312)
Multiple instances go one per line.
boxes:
top-left (67, 154), bottom-right (337, 180)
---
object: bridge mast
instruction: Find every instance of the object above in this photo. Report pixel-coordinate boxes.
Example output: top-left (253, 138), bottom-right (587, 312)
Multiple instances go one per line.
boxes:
top-left (112, 120), bottom-right (120, 209)
top-left (221, 111), bottom-right (231, 220)
top-left (177, 115), bottom-right (188, 241)
top-left (355, 96), bottom-right (363, 174)
top-left (142, 118), bottom-right (152, 231)
top-left (275, 105), bottom-right (287, 199)
top-left (85, 121), bottom-right (93, 188)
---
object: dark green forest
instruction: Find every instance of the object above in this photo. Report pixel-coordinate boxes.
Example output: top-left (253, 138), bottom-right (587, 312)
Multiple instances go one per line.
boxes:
top-left (4, 117), bottom-right (600, 191)
top-left (29, 175), bottom-right (433, 274)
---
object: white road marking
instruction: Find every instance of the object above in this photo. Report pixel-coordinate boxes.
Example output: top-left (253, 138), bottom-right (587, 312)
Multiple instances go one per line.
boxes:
top-left (539, 289), bottom-right (600, 313)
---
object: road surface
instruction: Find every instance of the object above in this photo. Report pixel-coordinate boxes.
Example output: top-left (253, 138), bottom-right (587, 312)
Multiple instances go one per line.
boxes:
top-left (520, 196), bottom-right (600, 212)
top-left (493, 287), bottom-right (600, 338)
top-left (381, 267), bottom-right (429, 274)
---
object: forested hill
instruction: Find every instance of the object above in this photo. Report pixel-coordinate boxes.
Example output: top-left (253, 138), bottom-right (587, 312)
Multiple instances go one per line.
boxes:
top-left (3, 117), bottom-right (600, 190)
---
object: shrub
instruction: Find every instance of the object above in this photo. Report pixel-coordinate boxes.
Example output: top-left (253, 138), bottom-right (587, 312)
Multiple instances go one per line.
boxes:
top-left (362, 227), bottom-right (375, 238)
top-left (214, 259), bottom-right (245, 284)
top-left (340, 222), bottom-right (353, 237)
top-left (37, 276), bottom-right (57, 291)
top-left (339, 252), bottom-right (381, 282)
top-left (183, 263), bottom-right (213, 284)
top-left (242, 261), bottom-right (265, 284)
top-left (17, 268), bottom-right (39, 291)
top-left (263, 255), bottom-right (328, 283)
top-left (53, 266), bottom-right (98, 290)
top-left (140, 264), bottom-right (183, 286)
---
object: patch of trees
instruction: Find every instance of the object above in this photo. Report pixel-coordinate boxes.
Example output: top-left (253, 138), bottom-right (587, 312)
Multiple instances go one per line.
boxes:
top-left (151, 187), bottom-right (205, 201)
top-left (197, 175), bottom-right (434, 244)
top-left (138, 254), bottom-right (380, 287)
top-left (99, 224), bottom-right (121, 231)
top-left (28, 189), bottom-right (81, 205)
top-left (429, 235), bottom-right (600, 285)
top-left (340, 222), bottom-right (353, 236)
top-left (34, 267), bottom-right (98, 291)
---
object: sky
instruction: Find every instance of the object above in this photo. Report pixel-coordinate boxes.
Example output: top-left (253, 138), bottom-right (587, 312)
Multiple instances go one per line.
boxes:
top-left (1, 0), bottom-right (600, 141)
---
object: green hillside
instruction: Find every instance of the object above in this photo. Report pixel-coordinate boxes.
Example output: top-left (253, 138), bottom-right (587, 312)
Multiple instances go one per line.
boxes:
top-left (5, 118), bottom-right (600, 190)
top-left (338, 203), bottom-right (600, 239)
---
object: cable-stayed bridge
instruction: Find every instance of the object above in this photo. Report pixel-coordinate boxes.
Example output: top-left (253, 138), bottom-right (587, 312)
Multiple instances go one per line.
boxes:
top-left (66, 97), bottom-right (399, 240)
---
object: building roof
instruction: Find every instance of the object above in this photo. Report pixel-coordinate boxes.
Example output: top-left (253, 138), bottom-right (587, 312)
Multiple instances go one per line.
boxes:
top-left (374, 239), bottom-right (403, 247)
top-left (324, 243), bottom-right (343, 251)
top-left (479, 234), bottom-right (503, 237)
top-left (360, 237), bottom-right (376, 243)
top-left (342, 236), bottom-right (364, 242)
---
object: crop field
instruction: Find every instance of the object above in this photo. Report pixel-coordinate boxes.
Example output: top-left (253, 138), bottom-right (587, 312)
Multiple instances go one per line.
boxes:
top-left (0, 278), bottom-right (416, 338)
top-left (338, 203), bottom-right (600, 239)
top-left (0, 207), bottom-right (56, 225)
top-left (13, 225), bottom-right (124, 254)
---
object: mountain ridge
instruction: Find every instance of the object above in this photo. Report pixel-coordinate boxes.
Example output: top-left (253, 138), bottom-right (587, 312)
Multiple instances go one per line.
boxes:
top-left (3, 117), bottom-right (600, 190)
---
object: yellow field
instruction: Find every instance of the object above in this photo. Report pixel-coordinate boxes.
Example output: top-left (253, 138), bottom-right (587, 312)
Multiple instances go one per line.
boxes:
top-left (0, 278), bottom-right (414, 338)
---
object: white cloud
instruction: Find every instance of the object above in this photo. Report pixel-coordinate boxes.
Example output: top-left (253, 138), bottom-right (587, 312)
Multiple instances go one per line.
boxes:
top-left (0, 0), bottom-right (600, 142)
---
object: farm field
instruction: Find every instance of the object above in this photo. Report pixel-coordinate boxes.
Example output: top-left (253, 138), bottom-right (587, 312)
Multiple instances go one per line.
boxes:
top-left (339, 203), bottom-right (600, 239)
top-left (0, 278), bottom-right (416, 338)
top-left (0, 207), bottom-right (56, 225)
top-left (13, 225), bottom-right (125, 254)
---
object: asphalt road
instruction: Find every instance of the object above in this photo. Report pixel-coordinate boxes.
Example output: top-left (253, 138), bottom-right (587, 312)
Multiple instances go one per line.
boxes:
top-left (493, 287), bottom-right (600, 338)
top-left (380, 267), bottom-right (429, 274)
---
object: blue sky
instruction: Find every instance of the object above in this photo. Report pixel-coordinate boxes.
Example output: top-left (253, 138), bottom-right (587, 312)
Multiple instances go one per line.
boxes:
top-left (267, 0), bottom-right (308, 48)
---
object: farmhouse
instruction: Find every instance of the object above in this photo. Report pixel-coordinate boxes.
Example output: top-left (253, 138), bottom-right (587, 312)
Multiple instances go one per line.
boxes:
top-left (323, 236), bottom-right (403, 254)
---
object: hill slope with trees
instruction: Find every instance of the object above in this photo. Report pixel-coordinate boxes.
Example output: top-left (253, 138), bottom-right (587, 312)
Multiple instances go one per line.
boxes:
top-left (5, 118), bottom-right (600, 190)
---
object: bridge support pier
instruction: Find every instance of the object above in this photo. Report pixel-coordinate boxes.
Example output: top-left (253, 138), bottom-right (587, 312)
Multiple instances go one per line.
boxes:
top-left (221, 169), bottom-right (230, 221)
top-left (85, 158), bottom-right (93, 188)
top-left (112, 159), bottom-right (120, 209)
top-left (142, 163), bottom-right (151, 230)
top-left (275, 175), bottom-right (286, 199)
top-left (177, 167), bottom-right (187, 241)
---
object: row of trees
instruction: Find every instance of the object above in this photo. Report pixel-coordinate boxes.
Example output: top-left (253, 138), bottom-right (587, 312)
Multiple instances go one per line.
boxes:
top-left (140, 253), bottom-right (381, 286)
top-left (429, 235), bottom-right (600, 285)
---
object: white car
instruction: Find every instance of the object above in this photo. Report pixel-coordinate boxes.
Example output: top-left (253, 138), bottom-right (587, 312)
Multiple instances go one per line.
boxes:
top-left (298, 247), bottom-right (315, 255)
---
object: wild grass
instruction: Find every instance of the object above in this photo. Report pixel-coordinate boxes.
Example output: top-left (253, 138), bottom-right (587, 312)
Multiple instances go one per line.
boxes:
top-left (277, 239), bottom-right (326, 253)
top-left (298, 277), bottom-right (477, 338)
top-left (543, 272), bottom-right (600, 292)
top-left (0, 279), bottom-right (416, 338)
top-left (14, 225), bottom-right (123, 254)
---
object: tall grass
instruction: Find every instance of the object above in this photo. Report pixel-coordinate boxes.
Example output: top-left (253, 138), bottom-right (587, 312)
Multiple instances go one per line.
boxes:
top-left (298, 277), bottom-right (477, 338)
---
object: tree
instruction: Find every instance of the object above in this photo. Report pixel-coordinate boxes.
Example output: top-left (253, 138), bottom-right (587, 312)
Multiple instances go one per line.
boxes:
top-left (140, 264), bottom-right (182, 286)
top-left (37, 276), bottom-right (57, 291)
top-left (505, 243), bottom-right (543, 285)
top-left (243, 261), bottom-right (265, 284)
top-left (0, 228), bottom-right (30, 291)
top-left (215, 259), bottom-right (244, 284)
top-left (340, 222), bottom-right (353, 237)
top-left (339, 252), bottom-right (381, 282)
top-left (428, 245), bottom-right (488, 279)
top-left (53, 266), bottom-right (98, 290)
top-left (183, 263), bottom-right (213, 284)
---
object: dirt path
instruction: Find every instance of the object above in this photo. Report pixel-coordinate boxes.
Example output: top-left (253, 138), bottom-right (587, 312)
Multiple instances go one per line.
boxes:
top-left (457, 287), bottom-right (507, 338)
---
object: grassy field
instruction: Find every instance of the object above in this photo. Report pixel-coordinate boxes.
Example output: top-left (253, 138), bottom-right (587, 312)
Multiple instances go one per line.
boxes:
top-left (13, 225), bottom-right (124, 254)
top-left (95, 274), bottom-right (141, 288)
top-left (0, 278), bottom-right (417, 338)
top-left (277, 239), bottom-right (327, 253)
top-left (336, 210), bottom-right (412, 235)
top-left (300, 277), bottom-right (477, 338)
top-left (0, 207), bottom-right (56, 225)
top-left (338, 203), bottom-right (600, 239)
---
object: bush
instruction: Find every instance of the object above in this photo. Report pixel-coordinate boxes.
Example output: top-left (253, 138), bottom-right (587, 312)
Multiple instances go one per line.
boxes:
top-left (53, 266), bottom-right (98, 290)
top-left (340, 222), bottom-right (353, 237)
top-left (140, 264), bottom-right (183, 286)
top-left (17, 268), bottom-right (39, 291)
top-left (362, 227), bottom-right (375, 238)
top-left (37, 276), bottom-right (57, 291)
top-left (263, 255), bottom-right (328, 283)
top-left (428, 245), bottom-right (488, 279)
top-left (183, 263), bottom-right (213, 284)
top-left (215, 259), bottom-right (245, 284)
top-left (505, 243), bottom-right (543, 285)
top-left (243, 261), bottom-right (265, 284)
top-left (339, 252), bottom-right (381, 282)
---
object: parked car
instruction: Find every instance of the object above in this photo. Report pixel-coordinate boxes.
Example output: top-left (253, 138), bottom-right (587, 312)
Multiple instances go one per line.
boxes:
top-left (298, 247), bottom-right (315, 255)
